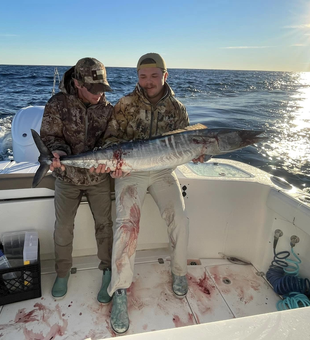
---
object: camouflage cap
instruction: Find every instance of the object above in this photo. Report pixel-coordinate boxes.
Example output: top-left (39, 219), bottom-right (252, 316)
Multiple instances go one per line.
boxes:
top-left (137, 53), bottom-right (167, 72)
top-left (74, 57), bottom-right (112, 92)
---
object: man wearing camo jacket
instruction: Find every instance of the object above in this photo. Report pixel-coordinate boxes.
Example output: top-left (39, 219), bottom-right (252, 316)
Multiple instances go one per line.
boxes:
top-left (102, 53), bottom-right (195, 334)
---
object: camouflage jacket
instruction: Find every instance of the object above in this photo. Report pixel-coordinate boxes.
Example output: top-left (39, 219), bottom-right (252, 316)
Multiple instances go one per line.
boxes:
top-left (104, 83), bottom-right (189, 143)
top-left (40, 66), bottom-right (113, 186)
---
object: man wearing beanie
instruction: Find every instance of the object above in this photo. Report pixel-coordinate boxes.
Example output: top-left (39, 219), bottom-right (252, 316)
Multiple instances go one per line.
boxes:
top-left (103, 53), bottom-right (196, 334)
top-left (40, 57), bottom-right (114, 304)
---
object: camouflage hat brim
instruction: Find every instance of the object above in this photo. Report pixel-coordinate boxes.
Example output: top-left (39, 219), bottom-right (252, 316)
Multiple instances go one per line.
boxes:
top-left (85, 82), bottom-right (112, 93)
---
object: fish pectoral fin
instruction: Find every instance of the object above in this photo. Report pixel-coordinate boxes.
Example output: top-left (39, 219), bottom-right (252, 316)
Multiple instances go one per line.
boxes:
top-left (203, 155), bottom-right (212, 162)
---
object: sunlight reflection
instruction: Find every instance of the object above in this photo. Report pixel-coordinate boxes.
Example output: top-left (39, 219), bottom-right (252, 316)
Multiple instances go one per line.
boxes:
top-left (263, 72), bottom-right (310, 176)
top-left (290, 73), bottom-right (310, 131)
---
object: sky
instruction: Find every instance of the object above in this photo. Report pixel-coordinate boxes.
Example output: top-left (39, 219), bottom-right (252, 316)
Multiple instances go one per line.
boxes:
top-left (1, 0), bottom-right (310, 72)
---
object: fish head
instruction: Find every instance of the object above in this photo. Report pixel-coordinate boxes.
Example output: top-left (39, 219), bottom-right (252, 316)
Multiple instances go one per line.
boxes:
top-left (217, 129), bottom-right (267, 153)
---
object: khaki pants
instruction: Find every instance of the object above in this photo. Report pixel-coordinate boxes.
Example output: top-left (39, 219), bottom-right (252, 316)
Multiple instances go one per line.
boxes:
top-left (54, 177), bottom-right (113, 277)
top-left (108, 169), bottom-right (189, 295)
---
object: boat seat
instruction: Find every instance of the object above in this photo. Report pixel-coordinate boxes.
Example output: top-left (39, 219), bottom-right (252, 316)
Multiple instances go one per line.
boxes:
top-left (11, 106), bottom-right (45, 163)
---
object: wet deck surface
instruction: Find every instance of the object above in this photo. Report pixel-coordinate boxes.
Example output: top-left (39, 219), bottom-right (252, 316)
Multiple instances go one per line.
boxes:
top-left (0, 258), bottom-right (279, 339)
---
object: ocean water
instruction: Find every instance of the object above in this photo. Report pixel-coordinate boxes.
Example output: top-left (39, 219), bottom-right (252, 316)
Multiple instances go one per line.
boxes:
top-left (0, 65), bottom-right (310, 190)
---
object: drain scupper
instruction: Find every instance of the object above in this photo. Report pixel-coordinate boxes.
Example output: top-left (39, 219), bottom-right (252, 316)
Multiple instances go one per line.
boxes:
top-left (222, 278), bottom-right (231, 284)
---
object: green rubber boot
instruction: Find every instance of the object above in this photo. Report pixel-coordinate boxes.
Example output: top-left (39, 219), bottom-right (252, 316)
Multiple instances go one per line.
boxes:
top-left (110, 289), bottom-right (129, 334)
top-left (97, 268), bottom-right (112, 304)
top-left (172, 273), bottom-right (188, 298)
top-left (51, 272), bottom-right (70, 299)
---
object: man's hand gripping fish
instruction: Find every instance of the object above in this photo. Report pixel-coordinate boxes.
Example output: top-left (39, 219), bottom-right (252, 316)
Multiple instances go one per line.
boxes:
top-left (31, 124), bottom-right (266, 188)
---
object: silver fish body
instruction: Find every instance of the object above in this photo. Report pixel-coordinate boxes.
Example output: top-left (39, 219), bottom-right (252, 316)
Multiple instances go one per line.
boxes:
top-left (31, 127), bottom-right (265, 187)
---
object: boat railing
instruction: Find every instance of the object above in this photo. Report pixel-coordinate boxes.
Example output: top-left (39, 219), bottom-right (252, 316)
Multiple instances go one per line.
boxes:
top-left (51, 67), bottom-right (60, 96)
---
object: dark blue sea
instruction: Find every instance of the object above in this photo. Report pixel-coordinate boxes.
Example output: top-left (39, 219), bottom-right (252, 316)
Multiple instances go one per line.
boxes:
top-left (1, 65), bottom-right (310, 190)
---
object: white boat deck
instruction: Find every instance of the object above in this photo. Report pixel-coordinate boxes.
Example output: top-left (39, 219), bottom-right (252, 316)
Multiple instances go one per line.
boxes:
top-left (0, 254), bottom-right (280, 340)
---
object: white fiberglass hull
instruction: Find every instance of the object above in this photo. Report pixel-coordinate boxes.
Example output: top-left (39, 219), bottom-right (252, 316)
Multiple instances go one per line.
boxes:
top-left (0, 159), bottom-right (310, 339)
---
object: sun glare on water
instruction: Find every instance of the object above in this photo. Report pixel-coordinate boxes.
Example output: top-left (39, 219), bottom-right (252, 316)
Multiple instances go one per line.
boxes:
top-left (262, 72), bottom-right (310, 182)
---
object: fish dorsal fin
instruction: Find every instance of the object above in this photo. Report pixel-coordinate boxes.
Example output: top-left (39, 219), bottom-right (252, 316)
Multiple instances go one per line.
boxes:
top-left (161, 123), bottom-right (207, 136)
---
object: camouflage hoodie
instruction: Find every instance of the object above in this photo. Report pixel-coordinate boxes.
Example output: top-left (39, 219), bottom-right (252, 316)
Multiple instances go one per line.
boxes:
top-left (40, 66), bottom-right (113, 185)
top-left (104, 83), bottom-right (189, 143)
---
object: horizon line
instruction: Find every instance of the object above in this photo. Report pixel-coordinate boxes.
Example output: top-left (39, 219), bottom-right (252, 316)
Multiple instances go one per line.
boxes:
top-left (0, 63), bottom-right (308, 73)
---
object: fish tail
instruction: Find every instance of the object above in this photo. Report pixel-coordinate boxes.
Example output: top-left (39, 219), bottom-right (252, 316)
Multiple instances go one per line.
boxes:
top-left (31, 129), bottom-right (54, 188)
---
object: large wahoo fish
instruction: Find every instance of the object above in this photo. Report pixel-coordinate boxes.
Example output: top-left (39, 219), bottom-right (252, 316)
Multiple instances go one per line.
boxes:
top-left (31, 124), bottom-right (266, 188)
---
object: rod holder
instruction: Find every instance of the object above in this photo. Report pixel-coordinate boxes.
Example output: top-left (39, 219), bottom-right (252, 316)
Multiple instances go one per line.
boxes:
top-left (274, 229), bottom-right (283, 239)
top-left (290, 235), bottom-right (300, 247)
